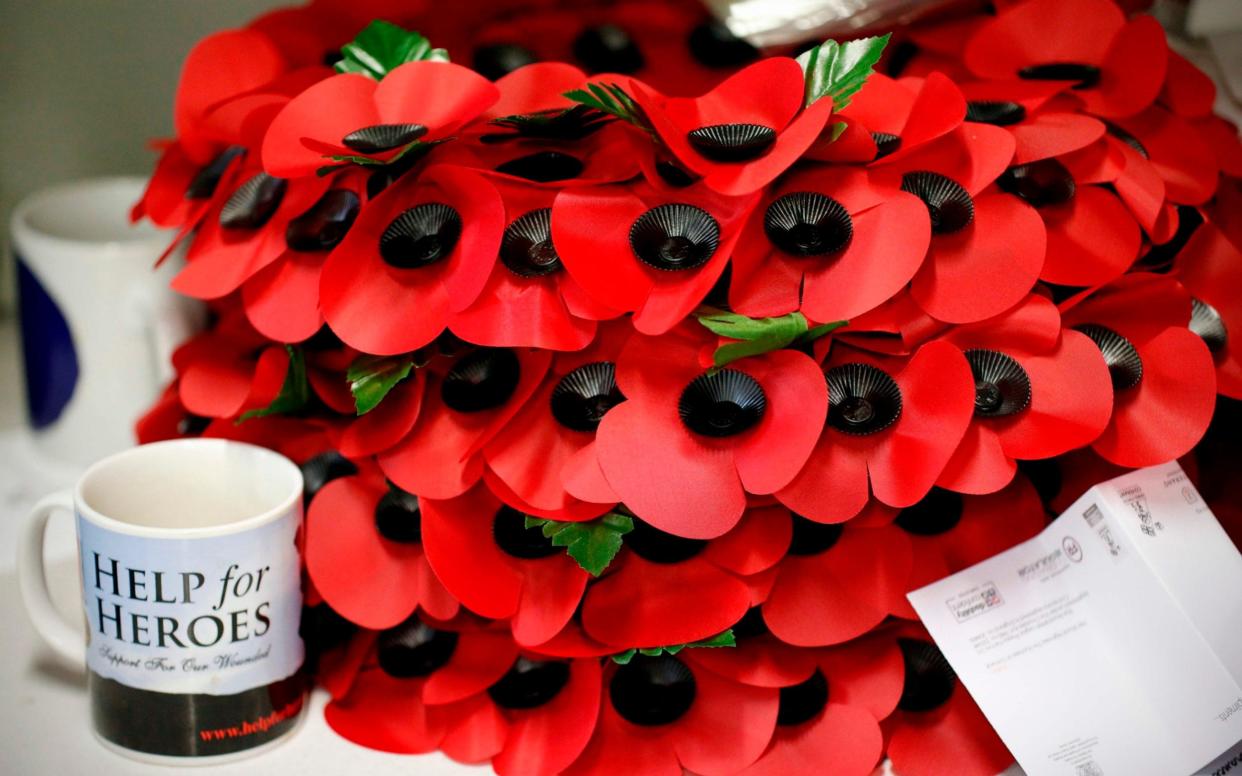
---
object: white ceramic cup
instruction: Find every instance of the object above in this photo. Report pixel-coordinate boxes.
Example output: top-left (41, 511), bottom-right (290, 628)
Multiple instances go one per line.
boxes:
top-left (10, 177), bottom-right (204, 467)
top-left (18, 439), bottom-right (307, 764)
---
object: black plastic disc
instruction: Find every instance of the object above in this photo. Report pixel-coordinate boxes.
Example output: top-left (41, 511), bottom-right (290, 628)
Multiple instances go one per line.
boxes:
top-left (732, 606), bottom-right (769, 640)
top-left (901, 171), bottom-right (975, 233)
top-left (687, 124), bottom-right (776, 162)
top-left (655, 160), bottom-right (697, 188)
top-left (997, 158), bottom-right (1077, 209)
top-left (826, 363), bottom-right (903, 435)
top-left (185, 146), bottom-right (244, 200)
top-left (1191, 297), bottom-right (1228, 354)
top-left (872, 132), bottom-right (902, 160)
top-left (377, 618), bottom-right (459, 678)
top-left (487, 657), bottom-right (572, 709)
top-left (573, 25), bottom-right (644, 74)
top-left (965, 100), bottom-right (1027, 126)
top-left (300, 603), bottom-right (357, 658)
top-left (787, 515), bottom-right (844, 556)
top-left (764, 192), bottom-right (854, 257)
top-left (609, 655), bottom-right (697, 726)
top-left (501, 209), bottom-right (562, 278)
top-left (441, 348), bottom-right (521, 413)
top-left (176, 414), bottom-right (211, 436)
top-left (341, 123), bottom-right (427, 154)
top-left (220, 173), bottom-right (287, 230)
top-left (1137, 205), bottom-right (1203, 272)
top-left (495, 151), bottom-right (585, 183)
top-left (379, 203), bottom-right (462, 269)
top-left (629, 204), bottom-right (721, 271)
top-left (777, 669), bottom-right (829, 727)
top-left (895, 488), bottom-right (964, 536)
top-left (896, 638), bottom-right (956, 712)
top-left (1075, 324), bottom-right (1143, 390)
top-left (286, 189), bottom-right (360, 252)
top-left (965, 349), bottom-right (1032, 418)
top-left (678, 369), bottom-right (766, 438)
top-left (374, 485), bottom-right (422, 544)
top-left (492, 506), bottom-right (560, 559)
top-left (1105, 121), bottom-right (1149, 159)
top-left (625, 519), bottom-right (708, 564)
top-left (1017, 62), bottom-right (1102, 90)
top-left (473, 43), bottom-right (538, 81)
top-left (300, 451), bottom-right (358, 507)
top-left (687, 20), bottom-right (759, 68)
top-left (550, 362), bottom-right (624, 432)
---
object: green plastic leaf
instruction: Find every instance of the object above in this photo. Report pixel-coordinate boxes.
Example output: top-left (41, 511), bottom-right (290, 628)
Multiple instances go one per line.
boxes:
top-left (796, 33), bottom-right (891, 110)
top-left (563, 82), bottom-right (648, 131)
top-left (697, 308), bottom-right (808, 367)
top-left (612, 649), bottom-right (638, 665)
top-left (826, 120), bottom-right (849, 143)
top-left (325, 137), bottom-right (447, 171)
top-left (608, 630), bottom-right (737, 664)
top-left (347, 354), bottom-right (415, 415)
top-left (335, 21), bottom-right (448, 80)
top-left (523, 512), bottom-right (634, 577)
top-left (239, 346), bottom-right (309, 422)
top-left (800, 319), bottom-right (848, 343)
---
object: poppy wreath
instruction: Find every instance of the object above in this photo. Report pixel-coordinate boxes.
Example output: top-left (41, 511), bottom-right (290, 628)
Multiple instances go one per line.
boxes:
top-left (137, 0), bottom-right (1242, 773)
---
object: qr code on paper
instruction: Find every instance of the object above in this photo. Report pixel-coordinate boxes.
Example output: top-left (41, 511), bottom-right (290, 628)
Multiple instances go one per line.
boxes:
top-left (1076, 762), bottom-right (1104, 776)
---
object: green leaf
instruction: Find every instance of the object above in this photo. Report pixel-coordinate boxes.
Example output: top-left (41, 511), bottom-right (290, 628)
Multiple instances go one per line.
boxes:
top-left (239, 346), bottom-right (309, 422)
top-left (524, 512), bottom-right (634, 577)
top-left (609, 630), bottom-right (736, 664)
top-left (697, 308), bottom-right (809, 367)
top-left (335, 21), bottom-right (448, 80)
top-left (347, 354), bottom-right (415, 415)
top-left (799, 319), bottom-right (848, 344)
top-left (326, 137), bottom-right (447, 169)
top-left (563, 82), bottom-right (648, 131)
top-left (826, 120), bottom-right (849, 143)
top-left (796, 33), bottom-right (891, 110)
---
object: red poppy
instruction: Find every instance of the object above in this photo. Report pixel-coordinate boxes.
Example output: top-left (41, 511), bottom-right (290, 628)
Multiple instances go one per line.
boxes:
top-left (248, 0), bottom-right (426, 68)
top-left (333, 367), bottom-right (427, 459)
top-left (817, 72), bottom-right (965, 166)
top-left (761, 514), bottom-right (913, 647)
top-left (261, 60), bottom-right (499, 177)
top-left (878, 623), bottom-right (1015, 776)
top-left (173, 317), bottom-right (286, 421)
top-left (958, 80), bottom-right (1106, 166)
top-left (777, 341), bottom-right (976, 523)
top-left (321, 165), bottom-right (506, 355)
top-left (934, 294), bottom-right (1115, 494)
top-left (552, 177), bottom-right (757, 335)
top-left (420, 484), bottom-right (590, 647)
top-left (379, 346), bottom-right (551, 499)
top-left (964, 0), bottom-right (1168, 120)
top-left (1174, 221), bottom-right (1242, 399)
top-left (1159, 50), bottom-right (1216, 120)
top-left (1110, 105), bottom-right (1219, 207)
top-left (627, 57), bottom-right (834, 196)
top-left (483, 323), bottom-right (630, 518)
top-left (135, 383), bottom-right (204, 444)
top-left (305, 464), bottom-right (458, 630)
top-left (728, 165), bottom-right (930, 323)
top-left (890, 17), bottom-right (984, 82)
top-left (1060, 272), bottom-right (1216, 467)
top-left (581, 507), bottom-right (788, 649)
top-left (563, 652), bottom-right (779, 776)
top-left (594, 325), bottom-right (827, 539)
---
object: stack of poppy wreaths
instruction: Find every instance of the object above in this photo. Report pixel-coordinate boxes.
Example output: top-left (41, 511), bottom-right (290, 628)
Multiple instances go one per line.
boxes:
top-left (135, 0), bottom-right (1242, 773)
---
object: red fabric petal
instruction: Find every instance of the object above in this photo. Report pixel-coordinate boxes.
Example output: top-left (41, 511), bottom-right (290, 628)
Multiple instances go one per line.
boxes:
top-left (1039, 186), bottom-right (1140, 286)
top-left (741, 704), bottom-right (882, 776)
top-left (493, 658), bottom-right (602, 776)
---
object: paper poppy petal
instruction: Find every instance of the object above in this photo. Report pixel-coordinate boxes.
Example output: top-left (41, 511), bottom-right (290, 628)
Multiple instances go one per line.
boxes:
top-left (451, 270), bottom-right (597, 352)
top-left (562, 703), bottom-right (680, 776)
top-left (179, 354), bottom-right (255, 418)
top-left (492, 659), bottom-right (603, 776)
top-left (484, 62), bottom-right (585, 119)
top-left (817, 634), bottom-right (905, 720)
top-left (438, 695), bottom-right (508, 764)
top-left (883, 73), bottom-right (967, 164)
top-left (511, 556), bottom-right (590, 647)
top-left (325, 670), bottom-right (449, 754)
top-left (776, 433), bottom-right (872, 524)
top-left (734, 351), bottom-right (829, 495)
top-left (1011, 113), bottom-right (1106, 165)
top-left (673, 666), bottom-right (779, 776)
top-left (688, 637), bottom-right (817, 688)
top-left (422, 628), bottom-right (518, 705)
top-left (1039, 186), bottom-right (1140, 286)
top-left (703, 505), bottom-right (793, 576)
top-left (242, 251), bottom-right (325, 343)
top-left (262, 73), bottom-right (379, 177)
top-left (963, 0), bottom-right (1122, 79)
top-left (419, 486), bottom-right (523, 618)
top-left (1161, 51), bottom-right (1215, 118)
top-left (741, 704), bottom-right (882, 776)
top-left (888, 689), bottom-right (1015, 776)
top-left (318, 631), bottom-right (377, 701)
top-left (561, 442), bottom-right (621, 505)
top-left (551, 186), bottom-right (654, 313)
top-left (1078, 16), bottom-right (1167, 119)
top-left (337, 370), bottom-right (426, 458)
top-left (937, 422), bottom-right (1017, 495)
top-left (1175, 224), bottom-right (1242, 398)
top-left (1115, 107), bottom-right (1218, 205)
top-left (374, 61), bottom-right (499, 137)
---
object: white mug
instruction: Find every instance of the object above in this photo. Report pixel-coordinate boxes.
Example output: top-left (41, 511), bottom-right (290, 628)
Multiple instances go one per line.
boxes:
top-left (10, 177), bottom-right (204, 467)
top-left (19, 439), bottom-right (308, 764)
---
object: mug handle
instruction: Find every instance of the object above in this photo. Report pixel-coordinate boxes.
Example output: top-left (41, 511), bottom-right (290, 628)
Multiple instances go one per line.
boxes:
top-left (18, 491), bottom-right (86, 665)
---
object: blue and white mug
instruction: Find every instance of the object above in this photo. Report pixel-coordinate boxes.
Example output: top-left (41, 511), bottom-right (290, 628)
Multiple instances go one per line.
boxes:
top-left (18, 439), bottom-right (307, 764)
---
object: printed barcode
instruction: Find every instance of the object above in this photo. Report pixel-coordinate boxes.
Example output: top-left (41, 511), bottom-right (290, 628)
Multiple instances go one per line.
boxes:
top-left (1082, 504), bottom-right (1103, 528)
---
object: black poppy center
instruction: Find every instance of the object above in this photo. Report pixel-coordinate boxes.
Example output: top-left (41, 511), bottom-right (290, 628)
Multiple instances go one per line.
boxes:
top-left (550, 362), bottom-right (623, 432)
top-left (487, 657), bottom-right (571, 709)
top-left (688, 20), bottom-right (759, 68)
top-left (473, 43), bottom-right (539, 81)
top-left (788, 515), bottom-right (845, 556)
top-left (379, 202), bottom-right (462, 269)
top-left (501, 209), bottom-right (561, 277)
top-left (872, 132), bottom-right (902, 160)
top-left (897, 637), bottom-right (957, 712)
top-left (997, 159), bottom-right (1076, 208)
top-left (732, 606), bottom-right (769, 639)
top-left (441, 348), bottom-right (521, 413)
top-left (1075, 324), bottom-right (1143, 390)
top-left (573, 24), bottom-right (644, 74)
top-left (300, 451), bottom-right (358, 507)
top-left (186, 146), bottom-right (244, 200)
top-left (1191, 298), bottom-right (1229, 355)
top-left (901, 171), bottom-right (974, 234)
top-left (341, 123), bottom-right (427, 154)
top-left (493, 506), bottom-right (560, 559)
top-left (965, 349), bottom-right (1032, 418)
top-left (176, 414), bottom-right (211, 436)
top-left (374, 485), bottom-right (422, 544)
top-left (495, 151), bottom-right (586, 183)
top-left (777, 669), bottom-right (829, 727)
top-left (965, 100), bottom-right (1027, 126)
top-left (625, 519), bottom-right (708, 564)
top-left (1018, 62), bottom-right (1102, 90)
top-left (610, 654), bottom-right (697, 726)
top-left (826, 363), bottom-right (903, 435)
top-left (286, 189), bottom-right (360, 252)
top-left (687, 124), bottom-right (777, 163)
top-left (765, 192), bottom-right (854, 258)
top-left (1105, 121), bottom-right (1149, 159)
top-left (378, 618), bottom-right (459, 678)
top-left (895, 488), bottom-right (964, 536)
top-left (629, 204), bottom-right (721, 271)
top-left (220, 173), bottom-right (287, 230)
top-left (678, 369), bottom-right (766, 438)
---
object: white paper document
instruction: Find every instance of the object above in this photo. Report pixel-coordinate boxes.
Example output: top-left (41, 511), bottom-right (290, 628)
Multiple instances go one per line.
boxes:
top-left (908, 462), bottom-right (1242, 776)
